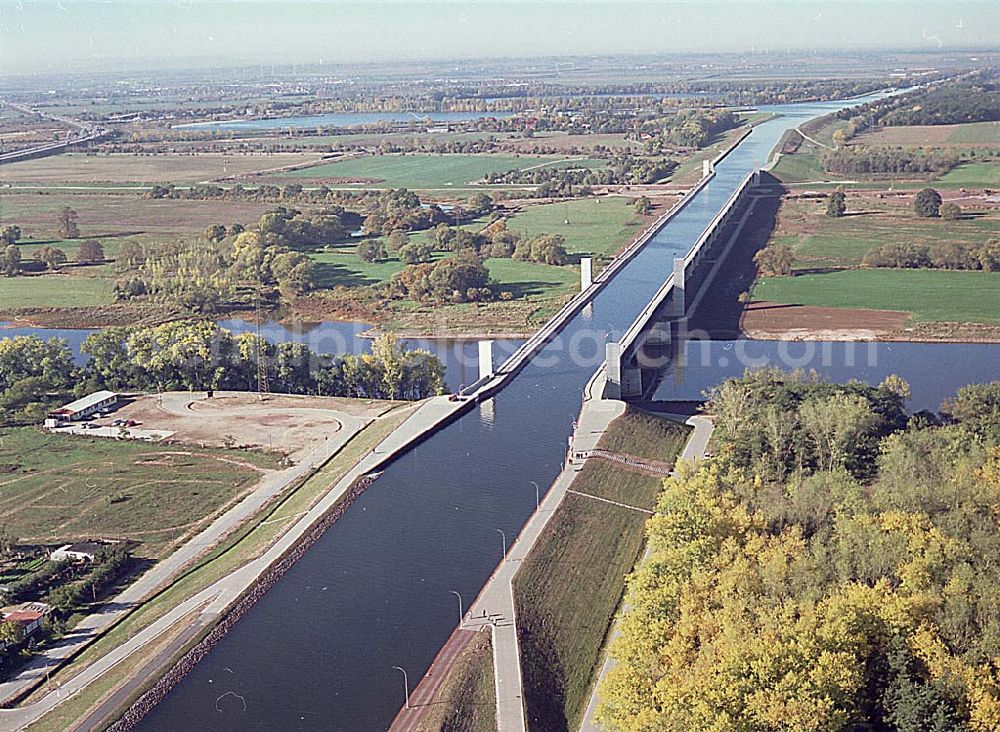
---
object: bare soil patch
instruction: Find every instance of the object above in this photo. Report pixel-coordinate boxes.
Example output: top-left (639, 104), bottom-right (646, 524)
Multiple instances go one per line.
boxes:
top-left (741, 301), bottom-right (911, 340)
top-left (102, 392), bottom-right (389, 460)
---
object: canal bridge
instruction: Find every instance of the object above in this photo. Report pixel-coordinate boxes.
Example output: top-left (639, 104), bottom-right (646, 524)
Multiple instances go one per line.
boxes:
top-left (604, 167), bottom-right (760, 399)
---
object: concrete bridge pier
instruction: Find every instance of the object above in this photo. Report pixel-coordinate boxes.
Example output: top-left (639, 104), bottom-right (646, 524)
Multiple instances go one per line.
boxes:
top-left (667, 257), bottom-right (686, 316)
top-left (478, 340), bottom-right (494, 381)
top-left (580, 257), bottom-right (593, 291)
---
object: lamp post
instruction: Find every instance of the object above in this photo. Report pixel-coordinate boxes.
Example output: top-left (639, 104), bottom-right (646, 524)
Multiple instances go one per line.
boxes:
top-left (392, 666), bottom-right (410, 709)
top-left (449, 590), bottom-right (464, 625)
top-left (530, 481), bottom-right (540, 510)
top-left (496, 528), bottom-right (507, 559)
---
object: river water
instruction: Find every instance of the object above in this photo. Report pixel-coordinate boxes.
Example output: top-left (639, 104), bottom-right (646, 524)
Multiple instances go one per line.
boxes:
top-left (129, 93), bottom-right (997, 730)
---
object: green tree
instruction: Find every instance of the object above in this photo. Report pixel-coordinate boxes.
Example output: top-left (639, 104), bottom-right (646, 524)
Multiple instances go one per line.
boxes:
top-left (357, 238), bottom-right (388, 263)
top-left (387, 230), bottom-right (408, 252)
top-left (826, 191), bottom-right (847, 217)
top-left (34, 246), bottom-right (67, 270)
top-left (800, 393), bottom-right (877, 472)
top-left (0, 245), bottom-right (21, 276)
top-left (0, 225), bottom-right (21, 245)
top-left (57, 206), bottom-right (80, 238)
top-left (77, 239), bottom-right (105, 264)
top-left (398, 241), bottom-right (434, 264)
top-left (634, 196), bottom-right (653, 215)
top-left (753, 244), bottom-right (795, 276)
top-left (914, 188), bottom-right (942, 218)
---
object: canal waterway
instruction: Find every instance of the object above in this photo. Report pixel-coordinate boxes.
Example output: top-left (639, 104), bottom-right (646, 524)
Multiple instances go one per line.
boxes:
top-left (133, 93), bottom-right (997, 730)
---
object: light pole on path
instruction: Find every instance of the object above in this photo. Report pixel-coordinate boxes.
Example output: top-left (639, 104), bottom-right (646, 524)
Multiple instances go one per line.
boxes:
top-left (530, 481), bottom-right (540, 510)
top-left (392, 665), bottom-right (410, 709)
top-left (496, 528), bottom-right (507, 559)
top-left (449, 590), bottom-right (464, 625)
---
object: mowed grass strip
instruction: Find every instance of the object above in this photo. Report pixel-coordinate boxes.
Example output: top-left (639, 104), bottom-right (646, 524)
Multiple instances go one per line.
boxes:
top-left (0, 428), bottom-right (278, 559)
top-left (278, 154), bottom-right (604, 188)
top-left (414, 631), bottom-right (496, 732)
top-left (753, 269), bottom-right (1000, 324)
top-left (514, 410), bottom-right (689, 731)
top-left (0, 274), bottom-right (113, 308)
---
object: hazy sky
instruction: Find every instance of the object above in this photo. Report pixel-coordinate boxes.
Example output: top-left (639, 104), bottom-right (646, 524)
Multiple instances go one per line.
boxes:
top-left (1, 1), bottom-right (998, 76)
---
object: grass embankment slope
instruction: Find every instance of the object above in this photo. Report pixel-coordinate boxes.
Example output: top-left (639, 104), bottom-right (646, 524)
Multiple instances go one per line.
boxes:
top-left (278, 154), bottom-right (605, 189)
top-left (752, 192), bottom-right (1000, 327)
top-left (414, 631), bottom-right (496, 732)
top-left (513, 408), bottom-right (690, 731)
top-left (0, 429), bottom-right (278, 559)
top-left (23, 404), bottom-right (413, 731)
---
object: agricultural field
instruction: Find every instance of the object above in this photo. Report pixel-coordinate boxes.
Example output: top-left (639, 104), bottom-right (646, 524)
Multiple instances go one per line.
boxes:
top-left (0, 152), bottom-right (322, 185)
top-left (277, 153), bottom-right (605, 188)
top-left (752, 269), bottom-right (1000, 324)
top-left (771, 192), bottom-right (1000, 270)
top-left (513, 409), bottom-right (689, 731)
top-left (0, 192), bottom-right (279, 240)
top-left (0, 428), bottom-right (279, 559)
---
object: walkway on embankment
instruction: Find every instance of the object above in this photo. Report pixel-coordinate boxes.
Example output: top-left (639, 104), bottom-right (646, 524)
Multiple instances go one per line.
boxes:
top-left (578, 414), bottom-right (714, 732)
top-left (0, 394), bottom-right (466, 731)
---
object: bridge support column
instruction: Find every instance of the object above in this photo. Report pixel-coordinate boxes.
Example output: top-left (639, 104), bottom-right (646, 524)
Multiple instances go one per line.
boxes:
top-left (703, 159), bottom-right (714, 178)
top-left (478, 340), bottom-right (494, 381)
top-left (605, 342), bottom-right (622, 400)
top-left (580, 257), bottom-right (593, 291)
top-left (667, 257), bottom-right (686, 316)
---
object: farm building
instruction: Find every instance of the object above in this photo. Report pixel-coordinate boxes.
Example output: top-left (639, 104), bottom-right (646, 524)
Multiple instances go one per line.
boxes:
top-left (46, 390), bottom-right (117, 423)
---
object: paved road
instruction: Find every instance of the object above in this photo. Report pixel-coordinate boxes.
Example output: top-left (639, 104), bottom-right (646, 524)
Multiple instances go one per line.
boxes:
top-left (577, 414), bottom-right (714, 732)
top-left (0, 395), bottom-right (462, 730)
top-left (0, 393), bottom-right (366, 707)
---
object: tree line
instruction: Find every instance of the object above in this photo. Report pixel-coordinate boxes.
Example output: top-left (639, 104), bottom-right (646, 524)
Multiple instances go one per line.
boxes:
top-left (0, 326), bottom-right (445, 426)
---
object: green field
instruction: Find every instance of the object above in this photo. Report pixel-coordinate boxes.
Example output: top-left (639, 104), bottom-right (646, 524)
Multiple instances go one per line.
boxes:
top-left (278, 154), bottom-right (605, 188)
top-left (485, 257), bottom-right (578, 297)
top-left (753, 269), bottom-right (1000, 324)
top-left (0, 274), bottom-right (113, 309)
top-left (503, 197), bottom-right (645, 264)
top-left (935, 161), bottom-right (1000, 188)
top-left (0, 428), bottom-right (277, 558)
top-left (514, 409), bottom-right (690, 731)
